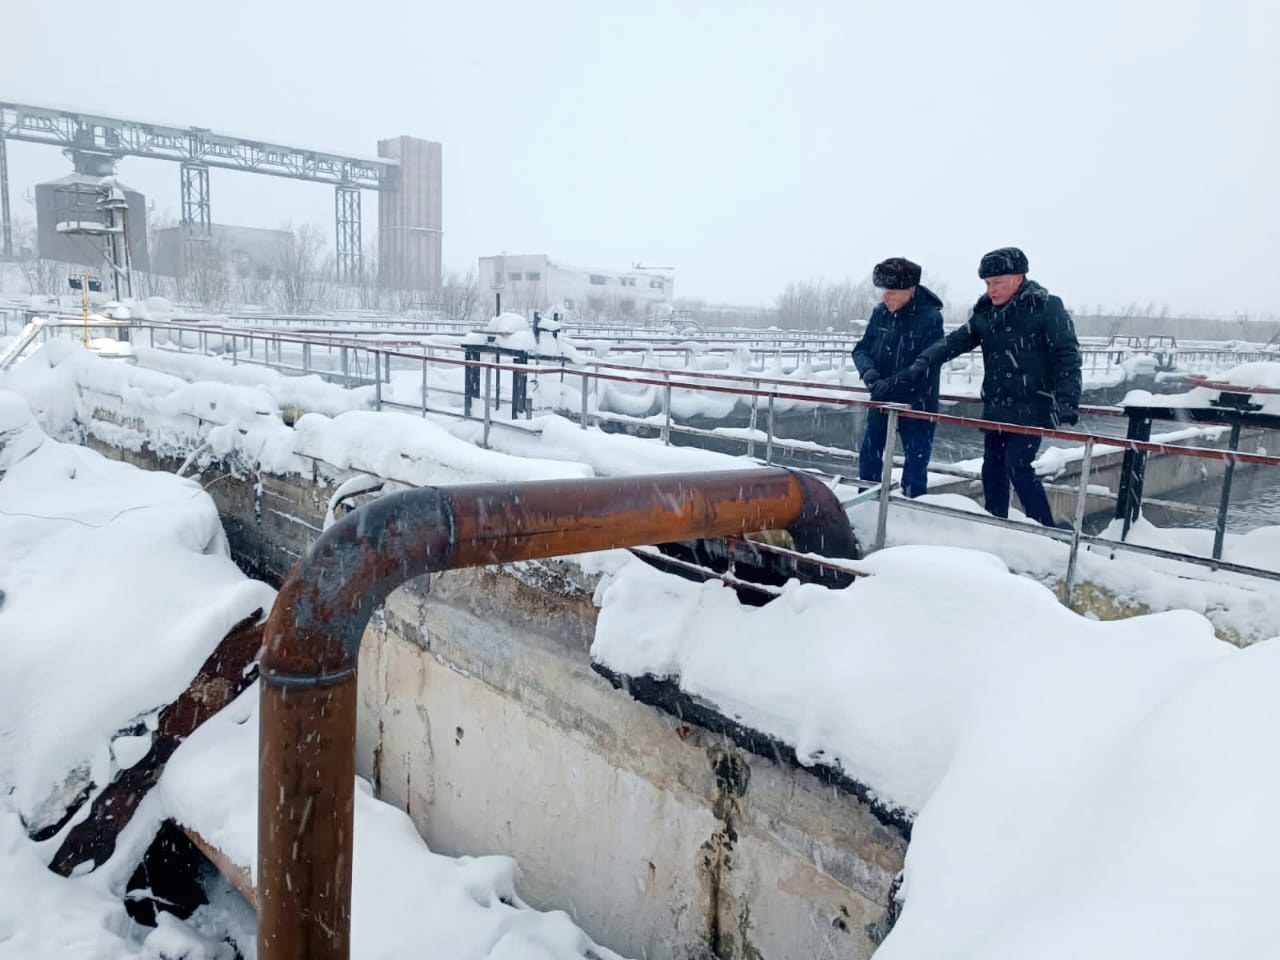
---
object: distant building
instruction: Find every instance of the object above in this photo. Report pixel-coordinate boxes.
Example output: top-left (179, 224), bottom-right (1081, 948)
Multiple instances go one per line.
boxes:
top-left (478, 254), bottom-right (673, 319)
top-left (379, 136), bottom-right (443, 294)
top-left (35, 174), bottom-right (150, 272)
top-left (151, 224), bottom-right (292, 279)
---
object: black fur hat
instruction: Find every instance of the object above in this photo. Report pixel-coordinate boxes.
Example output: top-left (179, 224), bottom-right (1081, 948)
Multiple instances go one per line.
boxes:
top-left (872, 257), bottom-right (922, 290)
top-left (978, 247), bottom-right (1029, 279)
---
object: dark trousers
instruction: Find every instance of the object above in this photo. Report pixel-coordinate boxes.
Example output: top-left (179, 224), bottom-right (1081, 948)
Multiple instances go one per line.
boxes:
top-left (859, 409), bottom-right (936, 498)
top-left (982, 430), bottom-right (1056, 526)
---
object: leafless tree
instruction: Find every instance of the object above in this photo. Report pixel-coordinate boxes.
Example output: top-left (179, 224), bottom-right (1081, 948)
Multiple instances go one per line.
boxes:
top-left (175, 239), bottom-right (232, 308)
top-left (12, 221), bottom-right (63, 297)
top-left (501, 274), bottom-right (549, 316)
top-left (271, 223), bottom-right (334, 314)
top-left (776, 277), bottom-right (880, 331)
top-left (351, 241), bottom-right (384, 311)
top-left (440, 268), bottom-right (481, 323)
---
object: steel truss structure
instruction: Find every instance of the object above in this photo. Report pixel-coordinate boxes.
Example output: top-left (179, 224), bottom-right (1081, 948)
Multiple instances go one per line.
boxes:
top-left (335, 185), bottom-right (362, 283)
top-left (0, 135), bottom-right (10, 257)
top-left (0, 100), bottom-right (398, 278)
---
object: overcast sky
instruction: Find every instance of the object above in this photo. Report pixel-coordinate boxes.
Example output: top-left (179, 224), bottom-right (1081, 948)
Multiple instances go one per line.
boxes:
top-left (2, 0), bottom-right (1277, 316)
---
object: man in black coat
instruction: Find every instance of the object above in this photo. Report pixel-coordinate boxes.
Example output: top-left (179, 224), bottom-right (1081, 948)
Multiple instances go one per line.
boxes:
top-left (907, 247), bottom-right (1082, 526)
top-left (851, 257), bottom-right (944, 498)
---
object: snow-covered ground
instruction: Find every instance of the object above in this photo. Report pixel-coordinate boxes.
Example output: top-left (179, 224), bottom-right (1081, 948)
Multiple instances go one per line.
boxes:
top-left (4, 334), bottom-right (1280, 958)
top-left (0, 393), bottom-right (625, 959)
top-left (591, 544), bottom-right (1280, 958)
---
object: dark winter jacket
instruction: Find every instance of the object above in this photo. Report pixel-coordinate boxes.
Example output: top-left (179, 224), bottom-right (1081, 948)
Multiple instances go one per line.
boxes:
top-left (852, 285), bottom-right (945, 412)
top-left (918, 279), bottom-right (1081, 428)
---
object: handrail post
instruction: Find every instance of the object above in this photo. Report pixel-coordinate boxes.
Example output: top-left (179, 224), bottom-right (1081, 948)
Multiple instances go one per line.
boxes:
top-left (1064, 438), bottom-right (1094, 606)
top-left (661, 373), bottom-right (672, 445)
top-left (747, 381), bottom-right (759, 458)
top-left (873, 405), bottom-right (900, 551)
top-left (765, 393), bottom-right (775, 464)
top-left (1212, 423), bottom-right (1242, 563)
top-left (580, 371), bottom-right (589, 429)
top-left (1115, 412), bottom-right (1153, 540)
top-left (482, 365), bottom-right (493, 448)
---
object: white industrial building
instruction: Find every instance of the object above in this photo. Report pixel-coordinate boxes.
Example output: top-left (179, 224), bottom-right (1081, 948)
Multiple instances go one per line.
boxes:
top-left (478, 254), bottom-right (674, 320)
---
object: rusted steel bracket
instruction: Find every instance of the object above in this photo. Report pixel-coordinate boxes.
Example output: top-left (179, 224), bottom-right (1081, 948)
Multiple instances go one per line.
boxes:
top-left (48, 609), bottom-right (266, 876)
top-left (257, 468), bottom-right (856, 960)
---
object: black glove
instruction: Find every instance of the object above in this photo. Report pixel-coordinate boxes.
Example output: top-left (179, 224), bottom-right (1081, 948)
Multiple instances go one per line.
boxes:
top-left (1056, 405), bottom-right (1079, 427)
top-left (869, 378), bottom-right (893, 402)
top-left (862, 368), bottom-right (882, 388)
top-left (905, 358), bottom-right (930, 382)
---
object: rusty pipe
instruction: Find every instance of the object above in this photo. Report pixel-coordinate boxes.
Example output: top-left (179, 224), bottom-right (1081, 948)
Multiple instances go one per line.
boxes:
top-left (258, 468), bottom-right (855, 960)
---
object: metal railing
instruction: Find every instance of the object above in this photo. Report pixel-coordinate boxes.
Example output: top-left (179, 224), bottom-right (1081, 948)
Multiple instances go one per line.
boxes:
top-left (22, 315), bottom-right (1280, 597)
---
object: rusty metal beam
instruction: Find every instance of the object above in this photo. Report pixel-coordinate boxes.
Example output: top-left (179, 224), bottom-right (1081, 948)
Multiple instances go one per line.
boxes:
top-left (257, 468), bottom-right (856, 960)
top-left (183, 824), bottom-right (258, 909)
top-left (49, 609), bottom-right (266, 876)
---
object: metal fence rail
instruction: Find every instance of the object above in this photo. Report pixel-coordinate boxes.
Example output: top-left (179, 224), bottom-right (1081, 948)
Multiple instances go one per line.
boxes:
top-left (21, 314), bottom-right (1280, 599)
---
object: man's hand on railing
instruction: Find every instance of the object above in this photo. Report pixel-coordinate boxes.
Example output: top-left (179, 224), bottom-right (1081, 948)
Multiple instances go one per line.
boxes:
top-left (1056, 402), bottom-right (1080, 427)
top-left (904, 358), bottom-right (930, 383)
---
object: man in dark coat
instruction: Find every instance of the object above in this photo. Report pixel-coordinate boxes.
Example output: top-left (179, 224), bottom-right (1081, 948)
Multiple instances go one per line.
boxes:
top-left (907, 247), bottom-right (1082, 526)
top-left (852, 257), bottom-right (944, 498)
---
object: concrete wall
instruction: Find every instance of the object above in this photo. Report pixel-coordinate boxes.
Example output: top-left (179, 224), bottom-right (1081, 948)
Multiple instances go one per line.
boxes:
top-left (356, 565), bottom-right (903, 960)
top-left (83, 437), bottom-right (905, 959)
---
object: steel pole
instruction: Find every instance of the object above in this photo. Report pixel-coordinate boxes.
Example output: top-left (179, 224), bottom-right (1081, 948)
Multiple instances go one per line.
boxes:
top-left (1212, 423), bottom-right (1243, 562)
top-left (873, 407), bottom-right (900, 551)
top-left (1063, 439), bottom-right (1094, 606)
